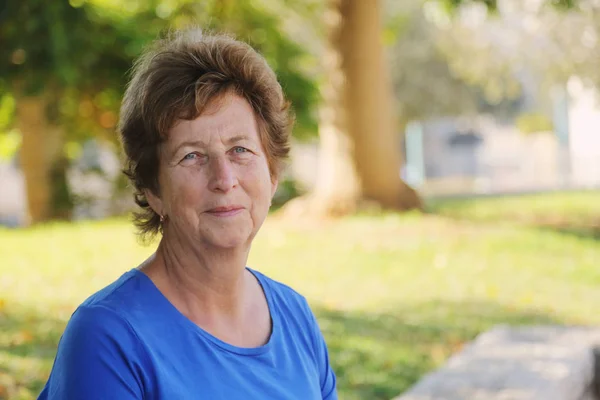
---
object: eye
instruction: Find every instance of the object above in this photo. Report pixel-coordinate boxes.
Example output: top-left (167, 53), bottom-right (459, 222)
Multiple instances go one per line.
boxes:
top-left (233, 146), bottom-right (248, 154)
top-left (180, 152), bottom-right (205, 164)
top-left (183, 153), bottom-right (198, 160)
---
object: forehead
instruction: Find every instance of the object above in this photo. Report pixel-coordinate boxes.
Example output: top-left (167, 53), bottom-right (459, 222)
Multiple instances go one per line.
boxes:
top-left (167, 94), bottom-right (260, 143)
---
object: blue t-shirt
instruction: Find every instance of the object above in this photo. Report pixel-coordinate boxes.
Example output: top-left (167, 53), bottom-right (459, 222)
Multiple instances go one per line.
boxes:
top-left (39, 268), bottom-right (337, 399)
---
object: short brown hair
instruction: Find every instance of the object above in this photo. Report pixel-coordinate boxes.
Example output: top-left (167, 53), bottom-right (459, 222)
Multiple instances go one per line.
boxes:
top-left (118, 29), bottom-right (293, 241)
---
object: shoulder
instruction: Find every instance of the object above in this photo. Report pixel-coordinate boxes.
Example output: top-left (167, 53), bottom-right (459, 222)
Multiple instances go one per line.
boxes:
top-left (80, 268), bottom-right (148, 312)
top-left (42, 303), bottom-right (149, 398)
top-left (60, 303), bottom-right (139, 352)
top-left (60, 269), bottom-right (153, 356)
top-left (49, 272), bottom-right (155, 378)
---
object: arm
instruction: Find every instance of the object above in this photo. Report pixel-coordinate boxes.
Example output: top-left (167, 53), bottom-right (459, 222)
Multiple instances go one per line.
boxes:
top-left (39, 305), bottom-right (148, 400)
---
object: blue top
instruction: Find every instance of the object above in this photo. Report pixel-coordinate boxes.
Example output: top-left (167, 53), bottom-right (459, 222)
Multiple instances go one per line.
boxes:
top-left (39, 268), bottom-right (337, 399)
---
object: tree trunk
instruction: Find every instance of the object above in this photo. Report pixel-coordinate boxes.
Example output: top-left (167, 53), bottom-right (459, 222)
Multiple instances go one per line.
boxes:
top-left (340, 0), bottom-right (421, 209)
top-left (16, 95), bottom-right (67, 224)
top-left (282, 0), bottom-right (422, 218)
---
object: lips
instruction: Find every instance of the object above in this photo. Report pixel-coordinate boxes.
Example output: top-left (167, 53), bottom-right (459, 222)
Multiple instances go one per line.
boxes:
top-left (205, 205), bottom-right (244, 217)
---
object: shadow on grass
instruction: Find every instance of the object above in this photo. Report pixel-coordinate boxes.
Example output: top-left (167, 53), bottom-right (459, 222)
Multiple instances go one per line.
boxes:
top-left (0, 305), bottom-right (66, 399)
top-left (426, 197), bottom-right (600, 241)
top-left (536, 223), bottom-right (600, 241)
top-left (313, 299), bottom-right (565, 400)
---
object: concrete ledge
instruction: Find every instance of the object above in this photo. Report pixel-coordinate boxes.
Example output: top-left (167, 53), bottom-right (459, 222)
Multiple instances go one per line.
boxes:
top-left (394, 326), bottom-right (600, 400)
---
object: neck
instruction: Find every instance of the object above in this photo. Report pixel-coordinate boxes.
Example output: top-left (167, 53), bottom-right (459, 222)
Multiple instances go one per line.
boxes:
top-left (142, 230), bottom-right (252, 322)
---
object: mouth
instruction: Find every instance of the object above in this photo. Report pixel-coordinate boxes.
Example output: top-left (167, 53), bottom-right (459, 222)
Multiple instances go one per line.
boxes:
top-left (205, 206), bottom-right (245, 217)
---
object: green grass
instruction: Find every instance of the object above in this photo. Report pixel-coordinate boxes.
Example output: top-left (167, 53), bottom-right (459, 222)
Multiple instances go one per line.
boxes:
top-left (427, 190), bottom-right (600, 238)
top-left (1, 191), bottom-right (599, 399)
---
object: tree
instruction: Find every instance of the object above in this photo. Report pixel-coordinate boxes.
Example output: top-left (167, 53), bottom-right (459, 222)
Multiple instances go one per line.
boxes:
top-left (430, 0), bottom-right (596, 114)
top-left (386, 1), bottom-right (481, 122)
top-left (0, 0), bottom-right (137, 223)
top-left (283, 0), bottom-right (581, 218)
top-left (0, 0), bottom-right (318, 224)
top-left (284, 0), bottom-right (423, 218)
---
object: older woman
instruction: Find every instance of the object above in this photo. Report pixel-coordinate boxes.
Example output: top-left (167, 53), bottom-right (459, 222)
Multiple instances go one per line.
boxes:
top-left (39, 29), bottom-right (337, 400)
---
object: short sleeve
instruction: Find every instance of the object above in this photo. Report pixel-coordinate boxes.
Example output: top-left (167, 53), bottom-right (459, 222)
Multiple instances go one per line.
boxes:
top-left (305, 302), bottom-right (338, 400)
top-left (38, 305), bottom-right (148, 400)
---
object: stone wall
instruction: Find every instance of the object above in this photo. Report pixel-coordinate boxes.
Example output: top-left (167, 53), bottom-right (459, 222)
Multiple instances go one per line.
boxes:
top-left (394, 326), bottom-right (600, 400)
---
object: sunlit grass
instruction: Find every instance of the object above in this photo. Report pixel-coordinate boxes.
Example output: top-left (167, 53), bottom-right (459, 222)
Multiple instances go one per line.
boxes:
top-left (1, 191), bottom-right (599, 399)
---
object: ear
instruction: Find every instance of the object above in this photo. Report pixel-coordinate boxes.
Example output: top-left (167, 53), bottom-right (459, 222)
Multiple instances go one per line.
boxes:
top-left (144, 188), bottom-right (164, 218)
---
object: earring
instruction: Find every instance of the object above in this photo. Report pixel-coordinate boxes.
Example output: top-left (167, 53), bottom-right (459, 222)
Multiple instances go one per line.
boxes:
top-left (159, 214), bottom-right (165, 223)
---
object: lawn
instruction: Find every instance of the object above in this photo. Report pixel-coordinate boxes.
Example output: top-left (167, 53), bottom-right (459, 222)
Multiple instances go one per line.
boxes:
top-left (0, 190), bottom-right (599, 399)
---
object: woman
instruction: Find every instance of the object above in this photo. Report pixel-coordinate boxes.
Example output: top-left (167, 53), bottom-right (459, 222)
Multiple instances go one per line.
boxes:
top-left (39, 29), bottom-right (337, 399)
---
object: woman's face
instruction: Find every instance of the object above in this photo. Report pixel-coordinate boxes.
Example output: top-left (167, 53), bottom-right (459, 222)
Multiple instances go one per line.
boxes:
top-left (147, 94), bottom-right (278, 249)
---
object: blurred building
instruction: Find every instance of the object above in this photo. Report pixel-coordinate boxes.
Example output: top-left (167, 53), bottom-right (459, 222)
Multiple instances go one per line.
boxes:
top-left (407, 116), bottom-right (561, 195)
top-left (406, 75), bottom-right (600, 197)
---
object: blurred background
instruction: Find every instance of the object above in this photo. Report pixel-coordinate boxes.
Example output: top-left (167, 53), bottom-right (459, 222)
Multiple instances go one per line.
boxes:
top-left (0, 0), bottom-right (599, 399)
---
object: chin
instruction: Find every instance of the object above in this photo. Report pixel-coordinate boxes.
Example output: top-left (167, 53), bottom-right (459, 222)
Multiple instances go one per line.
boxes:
top-left (201, 229), bottom-right (253, 249)
top-left (208, 240), bottom-right (250, 250)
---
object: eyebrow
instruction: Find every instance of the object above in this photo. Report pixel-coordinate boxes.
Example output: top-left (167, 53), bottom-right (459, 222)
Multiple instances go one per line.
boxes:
top-left (225, 135), bottom-right (252, 145)
top-left (170, 140), bottom-right (207, 159)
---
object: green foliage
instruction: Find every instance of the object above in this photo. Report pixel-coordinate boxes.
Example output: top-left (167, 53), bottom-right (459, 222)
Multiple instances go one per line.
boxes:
top-left (0, 0), bottom-right (142, 144)
top-left (0, 92), bottom-right (15, 132)
top-left (387, 2), bottom-right (482, 121)
top-left (272, 176), bottom-right (303, 208)
top-left (548, 0), bottom-right (578, 10)
top-left (425, 0), bottom-right (581, 121)
top-left (0, 130), bottom-right (21, 161)
top-left (515, 112), bottom-right (554, 134)
top-left (0, 0), bottom-right (319, 223)
top-left (0, 0), bottom-right (130, 94)
top-left (0, 0), bottom-right (319, 142)
top-left (63, 141), bottom-right (83, 161)
top-left (0, 90), bottom-right (19, 160)
top-left (439, 0), bottom-right (497, 14)
top-left (436, 0), bottom-right (578, 13)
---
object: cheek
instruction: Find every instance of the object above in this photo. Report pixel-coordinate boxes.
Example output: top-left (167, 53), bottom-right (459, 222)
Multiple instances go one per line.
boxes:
top-left (162, 169), bottom-right (206, 212)
top-left (243, 161), bottom-right (273, 197)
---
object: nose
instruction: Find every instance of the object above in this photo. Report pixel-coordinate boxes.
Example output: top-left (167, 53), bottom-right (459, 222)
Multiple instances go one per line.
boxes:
top-left (207, 156), bottom-right (238, 193)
